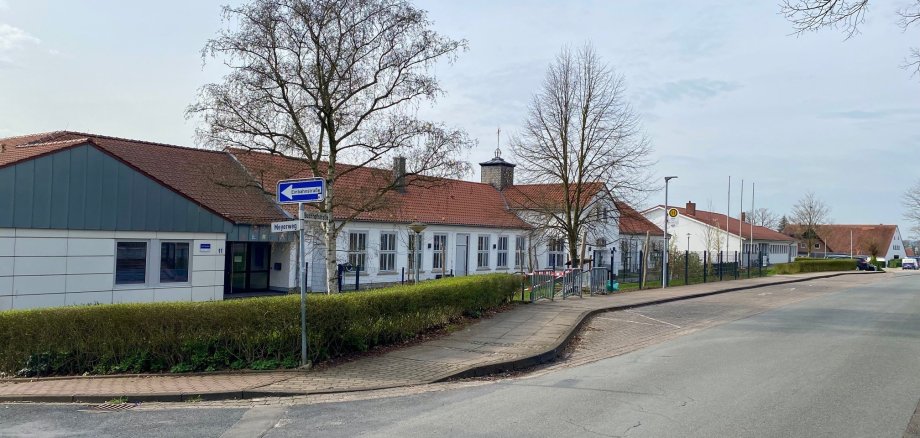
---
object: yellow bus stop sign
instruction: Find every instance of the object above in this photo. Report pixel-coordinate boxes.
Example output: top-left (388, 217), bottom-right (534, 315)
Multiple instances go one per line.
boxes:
top-left (667, 208), bottom-right (679, 218)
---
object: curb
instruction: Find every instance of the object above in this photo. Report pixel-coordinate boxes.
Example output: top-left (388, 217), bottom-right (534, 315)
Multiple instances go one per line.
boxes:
top-left (1, 271), bottom-right (880, 404)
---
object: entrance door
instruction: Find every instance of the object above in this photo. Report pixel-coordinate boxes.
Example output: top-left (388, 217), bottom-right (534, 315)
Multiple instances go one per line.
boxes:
top-left (225, 242), bottom-right (272, 294)
top-left (455, 234), bottom-right (469, 276)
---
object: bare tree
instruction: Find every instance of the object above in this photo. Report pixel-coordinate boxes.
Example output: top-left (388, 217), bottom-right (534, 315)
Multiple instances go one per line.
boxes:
top-left (781, 0), bottom-right (920, 77)
top-left (188, 0), bottom-right (472, 293)
top-left (790, 192), bottom-right (831, 257)
top-left (745, 207), bottom-right (779, 230)
top-left (509, 44), bottom-right (653, 265)
top-left (904, 179), bottom-right (920, 237)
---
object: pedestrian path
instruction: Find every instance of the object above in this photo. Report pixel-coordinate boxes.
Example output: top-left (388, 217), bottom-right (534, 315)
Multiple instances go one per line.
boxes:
top-left (0, 271), bottom-right (875, 403)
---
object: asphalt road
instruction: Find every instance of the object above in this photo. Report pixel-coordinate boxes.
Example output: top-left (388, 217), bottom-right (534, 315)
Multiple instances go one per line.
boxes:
top-left (2, 272), bottom-right (918, 438)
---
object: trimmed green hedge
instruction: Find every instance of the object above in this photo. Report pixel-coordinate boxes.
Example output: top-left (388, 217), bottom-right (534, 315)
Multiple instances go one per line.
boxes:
top-left (0, 274), bottom-right (519, 376)
top-left (772, 259), bottom-right (858, 274)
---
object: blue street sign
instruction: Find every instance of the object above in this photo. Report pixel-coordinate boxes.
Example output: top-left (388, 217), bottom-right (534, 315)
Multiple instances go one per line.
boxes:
top-left (277, 178), bottom-right (325, 204)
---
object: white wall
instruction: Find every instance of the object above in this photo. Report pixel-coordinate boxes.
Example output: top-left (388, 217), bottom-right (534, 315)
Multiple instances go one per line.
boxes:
top-left (269, 241), bottom-right (295, 292)
top-left (886, 226), bottom-right (907, 261)
top-left (0, 228), bottom-right (225, 311)
top-left (643, 208), bottom-right (744, 254)
top-left (298, 222), bottom-right (531, 291)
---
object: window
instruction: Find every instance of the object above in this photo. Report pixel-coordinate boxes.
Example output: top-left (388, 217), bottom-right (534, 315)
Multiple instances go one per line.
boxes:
top-left (116, 242), bottom-right (147, 285)
top-left (477, 235), bottom-right (490, 268)
top-left (432, 234), bottom-right (448, 271)
top-left (548, 238), bottom-right (565, 268)
top-left (814, 243), bottom-right (820, 249)
top-left (408, 232), bottom-right (423, 273)
top-left (160, 242), bottom-right (190, 283)
top-left (348, 231), bottom-right (367, 271)
top-left (379, 232), bottom-right (396, 272)
top-left (497, 236), bottom-right (509, 268)
top-left (515, 236), bottom-right (526, 269)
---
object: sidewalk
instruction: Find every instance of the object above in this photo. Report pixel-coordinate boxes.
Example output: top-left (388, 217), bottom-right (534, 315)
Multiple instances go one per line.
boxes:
top-left (0, 271), bottom-right (878, 403)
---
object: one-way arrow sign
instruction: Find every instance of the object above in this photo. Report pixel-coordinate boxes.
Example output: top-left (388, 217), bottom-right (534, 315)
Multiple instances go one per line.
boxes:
top-left (277, 178), bottom-right (325, 204)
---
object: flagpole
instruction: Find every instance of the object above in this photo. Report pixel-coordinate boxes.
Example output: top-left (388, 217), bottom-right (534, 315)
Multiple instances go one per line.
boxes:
top-left (726, 176), bottom-right (731, 255)
top-left (739, 179), bottom-right (744, 256)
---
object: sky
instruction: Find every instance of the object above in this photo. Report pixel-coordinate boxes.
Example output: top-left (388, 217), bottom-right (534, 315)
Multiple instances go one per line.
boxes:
top-left (1, 0), bottom-right (918, 235)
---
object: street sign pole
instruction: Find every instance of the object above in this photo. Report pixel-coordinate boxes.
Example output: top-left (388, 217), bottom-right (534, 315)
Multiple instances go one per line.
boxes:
top-left (299, 203), bottom-right (309, 368)
top-left (277, 177), bottom-right (326, 369)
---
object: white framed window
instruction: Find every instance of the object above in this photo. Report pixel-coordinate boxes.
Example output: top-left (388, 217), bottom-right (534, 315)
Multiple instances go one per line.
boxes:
top-left (497, 236), bottom-right (509, 268)
top-left (408, 232), bottom-right (423, 273)
top-left (379, 232), bottom-right (396, 272)
top-left (348, 231), bottom-right (367, 272)
top-left (477, 235), bottom-right (490, 268)
top-left (548, 238), bottom-right (565, 268)
top-left (515, 236), bottom-right (526, 269)
top-left (432, 234), bottom-right (448, 271)
top-left (116, 241), bottom-right (148, 285)
top-left (159, 241), bottom-right (190, 283)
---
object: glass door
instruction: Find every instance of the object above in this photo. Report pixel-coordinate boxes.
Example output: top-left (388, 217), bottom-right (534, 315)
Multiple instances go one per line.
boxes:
top-left (225, 242), bottom-right (272, 294)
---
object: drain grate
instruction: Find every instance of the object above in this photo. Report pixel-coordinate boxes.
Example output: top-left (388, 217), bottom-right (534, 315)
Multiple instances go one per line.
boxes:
top-left (89, 402), bottom-right (137, 412)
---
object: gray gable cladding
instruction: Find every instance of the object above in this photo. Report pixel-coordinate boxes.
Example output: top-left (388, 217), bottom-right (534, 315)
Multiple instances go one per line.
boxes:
top-left (0, 144), bottom-right (233, 233)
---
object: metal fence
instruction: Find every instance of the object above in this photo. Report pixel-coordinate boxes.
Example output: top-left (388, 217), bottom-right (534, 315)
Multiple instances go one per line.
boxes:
top-left (615, 248), bottom-right (768, 289)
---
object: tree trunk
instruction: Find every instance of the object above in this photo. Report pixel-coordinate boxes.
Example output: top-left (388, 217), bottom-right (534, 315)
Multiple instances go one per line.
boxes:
top-left (324, 182), bottom-right (338, 294)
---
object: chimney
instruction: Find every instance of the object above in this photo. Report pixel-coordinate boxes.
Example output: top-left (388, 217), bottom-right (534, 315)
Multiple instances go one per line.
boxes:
top-left (479, 147), bottom-right (515, 190)
top-left (393, 156), bottom-right (406, 192)
top-left (686, 201), bottom-right (696, 216)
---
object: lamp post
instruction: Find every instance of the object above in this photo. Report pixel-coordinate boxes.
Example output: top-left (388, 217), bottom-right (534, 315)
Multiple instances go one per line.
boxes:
top-left (687, 233), bottom-right (691, 252)
top-left (663, 176), bottom-right (678, 288)
top-left (409, 222), bottom-right (427, 284)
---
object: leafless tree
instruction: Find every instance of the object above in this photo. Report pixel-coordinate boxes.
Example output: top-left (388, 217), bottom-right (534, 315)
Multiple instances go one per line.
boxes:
top-left (745, 207), bottom-right (779, 230)
top-left (781, 0), bottom-right (920, 77)
top-left (790, 192), bottom-right (831, 257)
top-left (509, 44), bottom-right (653, 265)
top-left (187, 0), bottom-right (472, 293)
top-left (904, 179), bottom-right (920, 237)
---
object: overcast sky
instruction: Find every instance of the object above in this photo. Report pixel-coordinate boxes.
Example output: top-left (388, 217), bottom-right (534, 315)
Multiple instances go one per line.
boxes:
top-left (1, 0), bottom-right (917, 234)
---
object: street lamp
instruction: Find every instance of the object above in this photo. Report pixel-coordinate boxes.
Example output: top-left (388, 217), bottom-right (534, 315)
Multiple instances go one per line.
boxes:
top-left (687, 233), bottom-right (691, 252)
top-left (409, 222), bottom-right (427, 284)
top-left (663, 176), bottom-right (678, 288)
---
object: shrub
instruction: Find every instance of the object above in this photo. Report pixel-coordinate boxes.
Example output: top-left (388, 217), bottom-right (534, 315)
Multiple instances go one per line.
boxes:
top-left (887, 259), bottom-right (901, 268)
top-left (772, 259), bottom-right (858, 275)
top-left (0, 274), bottom-right (519, 376)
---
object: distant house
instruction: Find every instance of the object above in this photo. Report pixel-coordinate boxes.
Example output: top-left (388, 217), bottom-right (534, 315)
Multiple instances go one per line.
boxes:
top-left (643, 202), bottom-right (797, 265)
top-left (782, 224), bottom-right (907, 262)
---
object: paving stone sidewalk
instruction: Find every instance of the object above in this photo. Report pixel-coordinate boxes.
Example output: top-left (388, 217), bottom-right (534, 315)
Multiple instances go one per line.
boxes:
top-left (0, 271), bottom-right (875, 403)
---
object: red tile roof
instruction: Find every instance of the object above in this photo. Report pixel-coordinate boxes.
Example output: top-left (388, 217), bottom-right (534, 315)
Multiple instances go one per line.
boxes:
top-left (783, 224), bottom-right (898, 257)
top-left (662, 205), bottom-right (795, 242)
top-left (230, 149), bottom-right (532, 229)
top-left (0, 131), bottom-right (286, 224)
top-left (615, 201), bottom-right (663, 236)
top-left (502, 182), bottom-right (605, 211)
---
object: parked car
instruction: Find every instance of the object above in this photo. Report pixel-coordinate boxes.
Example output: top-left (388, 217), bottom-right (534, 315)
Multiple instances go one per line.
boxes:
top-left (902, 258), bottom-right (918, 270)
top-left (856, 257), bottom-right (877, 271)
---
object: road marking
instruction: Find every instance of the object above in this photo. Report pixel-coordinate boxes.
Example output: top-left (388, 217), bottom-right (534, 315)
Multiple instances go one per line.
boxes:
top-left (220, 405), bottom-right (286, 438)
top-left (623, 310), bottom-right (682, 329)
top-left (595, 316), bottom-right (661, 327)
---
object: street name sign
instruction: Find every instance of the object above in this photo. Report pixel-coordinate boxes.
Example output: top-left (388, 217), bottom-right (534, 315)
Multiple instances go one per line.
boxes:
top-left (271, 220), bottom-right (303, 233)
top-left (277, 178), bottom-right (325, 204)
top-left (302, 211), bottom-right (332, 222)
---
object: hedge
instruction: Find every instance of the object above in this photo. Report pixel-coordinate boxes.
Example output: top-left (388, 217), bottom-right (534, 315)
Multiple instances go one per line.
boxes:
top-left (0, 274), bottom-right (520, 377)
top-left (772, 259), bottom-right (858, 274)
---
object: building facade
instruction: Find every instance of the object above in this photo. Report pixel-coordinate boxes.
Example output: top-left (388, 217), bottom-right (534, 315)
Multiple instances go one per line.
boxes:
top-left (0, 131), bottom-right (640, 310)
